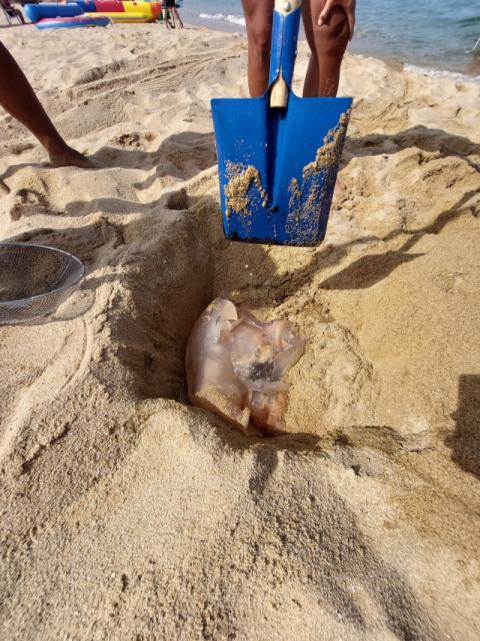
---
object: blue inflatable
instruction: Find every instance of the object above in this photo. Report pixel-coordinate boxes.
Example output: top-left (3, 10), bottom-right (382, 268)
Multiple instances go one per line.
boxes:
top-left (35, 15), bottom-right (111, 29)
top-left (66, 1), bottom-right (98, 12)
top-left (23, 3), bottom-right (111, 28)
top-left (24, 3), bottom-right (83, 22)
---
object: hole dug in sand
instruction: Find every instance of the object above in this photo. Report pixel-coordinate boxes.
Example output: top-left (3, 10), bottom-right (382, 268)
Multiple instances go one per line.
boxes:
top-left (184, 293), bottom-right (380, 440)
top-left (166, 188), bottom-right (189, 211)
top-left (106, 203), bottom-right (215, 401)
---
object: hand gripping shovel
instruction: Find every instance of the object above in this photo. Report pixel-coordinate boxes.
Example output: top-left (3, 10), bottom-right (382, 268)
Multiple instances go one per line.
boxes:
top-left (211, 0), bottom-right (352, 246)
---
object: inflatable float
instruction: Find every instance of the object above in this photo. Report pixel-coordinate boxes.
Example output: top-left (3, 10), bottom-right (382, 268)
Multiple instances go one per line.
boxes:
top-left (35, 15), bottom-right (111, 28)
top-left (86, 12), bottom-right (151, 22)
top-left (24, 3), bottom-right (111, 28)
top-left (68, 1), bottom-right (162, 22)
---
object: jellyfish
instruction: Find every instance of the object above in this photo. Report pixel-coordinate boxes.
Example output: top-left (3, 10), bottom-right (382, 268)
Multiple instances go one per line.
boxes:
top-left (185, 293), bottom-right (304, 436)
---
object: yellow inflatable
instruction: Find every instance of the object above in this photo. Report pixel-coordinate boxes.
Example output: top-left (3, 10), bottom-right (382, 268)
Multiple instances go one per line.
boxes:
top-left (123, 1), bottom-right (161, 20)
top-left (85, 12), bottom-right (151, 23)
top-left (71, 1), bottom-right (162, 23)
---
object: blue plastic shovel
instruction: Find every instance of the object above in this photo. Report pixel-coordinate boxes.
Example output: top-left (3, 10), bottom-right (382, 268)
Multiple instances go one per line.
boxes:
top-left (211, 0), bottom-right (352, 246)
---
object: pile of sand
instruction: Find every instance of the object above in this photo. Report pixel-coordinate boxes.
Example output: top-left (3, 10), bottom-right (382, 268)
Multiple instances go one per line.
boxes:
top-left (0, 23), bottom-right (479, 640)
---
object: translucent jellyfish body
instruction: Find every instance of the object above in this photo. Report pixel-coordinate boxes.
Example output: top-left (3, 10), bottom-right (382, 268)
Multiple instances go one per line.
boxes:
top-left (186, 294), bottom-right (304, 436)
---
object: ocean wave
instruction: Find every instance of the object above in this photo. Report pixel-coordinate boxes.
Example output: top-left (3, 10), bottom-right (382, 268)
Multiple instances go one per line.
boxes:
top-left (198, 12), bottom-right (246, 27)
top-left (403, 63), bottom-right (480, 85)
top-left (455, 16), bottom-right (480, 27)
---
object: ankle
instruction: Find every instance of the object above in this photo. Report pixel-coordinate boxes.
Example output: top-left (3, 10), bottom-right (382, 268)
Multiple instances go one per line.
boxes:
top-left (40, 135), bottom-right (70, 158)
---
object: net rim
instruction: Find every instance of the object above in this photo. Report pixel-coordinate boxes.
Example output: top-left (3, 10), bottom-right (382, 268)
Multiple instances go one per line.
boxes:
top-left (0, 242), bottom-right (85, 307)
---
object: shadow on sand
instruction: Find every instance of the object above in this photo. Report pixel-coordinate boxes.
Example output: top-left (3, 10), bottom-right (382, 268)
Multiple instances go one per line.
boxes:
top-left (448, 375), bottom-right (480, 478)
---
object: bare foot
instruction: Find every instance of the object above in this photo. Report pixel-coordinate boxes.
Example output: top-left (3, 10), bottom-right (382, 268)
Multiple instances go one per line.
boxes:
top-left (48, 145), bottom-right (98, 169)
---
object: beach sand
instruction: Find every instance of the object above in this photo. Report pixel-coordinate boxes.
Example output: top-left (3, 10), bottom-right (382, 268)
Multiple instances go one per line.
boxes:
top-left (1, 22), bottom-right (479, 640)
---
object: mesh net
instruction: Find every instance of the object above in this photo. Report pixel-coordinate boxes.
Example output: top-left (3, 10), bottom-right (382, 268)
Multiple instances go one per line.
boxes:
top-left (0, 243), bottom-right (84, 324)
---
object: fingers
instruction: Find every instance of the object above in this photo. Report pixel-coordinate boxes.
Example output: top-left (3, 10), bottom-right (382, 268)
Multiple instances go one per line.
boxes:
top-left (318, 0), bottom-right (335, 26)
top-left (317, 1), bottom-right (355, 41)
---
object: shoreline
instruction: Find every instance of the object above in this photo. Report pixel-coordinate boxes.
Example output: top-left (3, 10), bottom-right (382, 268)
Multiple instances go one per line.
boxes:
top-left (7, 3), bottom-right (480, 82)
top-left (182, 10), bottom-right (480, 84)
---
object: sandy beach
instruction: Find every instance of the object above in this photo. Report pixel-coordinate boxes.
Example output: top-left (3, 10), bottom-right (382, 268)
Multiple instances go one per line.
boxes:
top-left (1, 21), bottom-right (480, 640)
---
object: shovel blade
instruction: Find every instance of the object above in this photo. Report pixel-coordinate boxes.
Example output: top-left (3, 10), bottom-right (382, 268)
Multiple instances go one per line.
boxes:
top-left (212, 93), bottom-right (352, 246)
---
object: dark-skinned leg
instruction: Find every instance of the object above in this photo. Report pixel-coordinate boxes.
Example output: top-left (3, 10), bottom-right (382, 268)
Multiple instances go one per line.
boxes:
top-left (241, 0), bottom-right (274, 97)
top-left (0, 42), bottom-right (95, 168)
top-left (173, 7), bottom-right (183, 27)
top-left (302, 0), bottom-right (350, 97)
top-left (14, 8), bottom-right (26, 24)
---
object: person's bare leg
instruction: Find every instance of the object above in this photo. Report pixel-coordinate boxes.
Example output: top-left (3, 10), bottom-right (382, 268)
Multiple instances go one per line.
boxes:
top-left (162, 8), bottom-right (170, 27)
top-left (0, 43), bottom-right (95, 168)
top-left (14, 8), bottom-right (26, 24)
top-left (241, 0), bottom-right (274, 97)
top-left (302, 0), bottom-right (350, 97)
top-left (173, 7), bottom-right (182, 27)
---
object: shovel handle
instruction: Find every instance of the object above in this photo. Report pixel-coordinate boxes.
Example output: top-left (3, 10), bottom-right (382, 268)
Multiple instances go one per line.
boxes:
top-left (275, 0), bottom-right (302, 16)
top-left (270, 0), bottom-right (302, 108)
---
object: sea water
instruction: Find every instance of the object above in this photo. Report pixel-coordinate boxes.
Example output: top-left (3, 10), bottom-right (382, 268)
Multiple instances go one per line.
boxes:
top-left (179, 0), bottom-right (480, 82)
